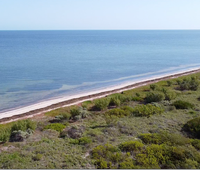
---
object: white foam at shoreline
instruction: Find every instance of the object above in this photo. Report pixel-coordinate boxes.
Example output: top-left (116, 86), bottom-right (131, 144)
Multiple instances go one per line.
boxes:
top-left (0, 67), bottom-right (199, 120)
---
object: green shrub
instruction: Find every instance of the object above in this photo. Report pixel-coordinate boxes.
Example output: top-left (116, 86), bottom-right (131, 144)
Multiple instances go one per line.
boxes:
top-left (132, 104), bottom-right (164, 117)
top-left (0, 119), bottom-right (36, 143)
top-left (0, 128), bottom-right (11, 143)
top-left (32, 153), bottom-right (43, 161)
top-left (69, 107), bottom-right (90, 120)
top-left (150, 84), bottom-right (158, 91)
top-left (191, 139), bottom-right (200, 150)
top-left (183, 117), bottom-right (200, 138)
top-left (167, 80), bottom-right (173, 86)
top-left (139, 132), bottom-right (190, 146)
top-left (92, 144), bottom-right (119, 160)
top-left (11, 119), bottom-right (36, 132)
top-left (182, 159), bottom-right (199, 169)
top-left (145, 144), bottom-right (165, 166)
top-left (94, 98), bottom-right (110, 111)
top-left (105, 108), bottom-right (128, 118)
top-left (179, 77), bottom-right (199, 91)
top-left (176, 79), bottom-right (181, 85)
top-left (109, 93), bottom-right (132, 103)
top-left (44, 123), bottom-right (66, 132)
top-left (145, 92), bottom-right (165, 103)
top-left (78, 137), bottom-right (92, 145)
top-left (119, 158), bottom-right (135, 169)
top-left (173, 100), bottom-right (194, 109)
top-left (135, 93), bottom-right (140, 97)
top-left (120, 106), bottom-right (134, 115)
top-left (131, 96), bottom-right (143, 102)
top-left (165, 91), bottom-right (177, 101)
top-left (109, 97), bottom-right (121, 107)
top-left (119, 141), bottom-right (144, 152)
top-left (60, 112), bottom-right (71, 120)
top-left (139, 133), bottom-right (162, 144)
top-left (70, 107), bottom-right (80, 117)
top-left (82, 100), bottom-right (92, 109)
top-left (94, 158), bottom-right (108, 169)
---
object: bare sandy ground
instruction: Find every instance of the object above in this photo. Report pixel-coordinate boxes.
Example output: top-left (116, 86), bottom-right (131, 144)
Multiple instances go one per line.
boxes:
top-left (0, 68), bottom-right (200, 124)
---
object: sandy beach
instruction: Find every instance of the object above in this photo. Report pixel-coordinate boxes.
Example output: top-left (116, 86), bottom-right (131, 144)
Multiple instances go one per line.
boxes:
top-left (0, 67), bottom-right (200, 124)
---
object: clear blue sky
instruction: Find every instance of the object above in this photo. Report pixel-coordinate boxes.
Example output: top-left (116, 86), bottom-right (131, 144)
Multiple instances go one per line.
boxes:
top-left (0, 0), bottom-right (199, 30)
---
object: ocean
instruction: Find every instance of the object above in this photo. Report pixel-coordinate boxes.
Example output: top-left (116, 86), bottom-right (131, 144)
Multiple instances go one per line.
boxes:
top-left (0, 30), bottom-right (200, 113)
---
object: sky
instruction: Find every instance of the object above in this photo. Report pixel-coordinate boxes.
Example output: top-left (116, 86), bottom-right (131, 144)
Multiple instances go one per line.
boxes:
top-left (0, 0), bottom-right (199, 30)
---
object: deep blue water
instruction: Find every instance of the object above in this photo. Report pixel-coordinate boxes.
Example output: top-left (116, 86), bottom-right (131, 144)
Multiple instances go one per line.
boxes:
top-left (0, 30), bottom-right (200, 112)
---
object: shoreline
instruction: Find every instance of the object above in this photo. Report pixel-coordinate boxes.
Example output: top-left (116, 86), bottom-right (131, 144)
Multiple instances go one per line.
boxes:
top-left (1, 68), bottom-right (200, 124)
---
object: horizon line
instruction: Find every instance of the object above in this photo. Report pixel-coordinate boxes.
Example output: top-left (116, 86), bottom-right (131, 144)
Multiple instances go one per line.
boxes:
top-left (0, 29), bottom-right (200, 31)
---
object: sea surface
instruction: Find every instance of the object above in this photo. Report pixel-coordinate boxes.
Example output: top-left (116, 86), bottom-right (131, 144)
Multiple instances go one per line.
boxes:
top-left (0, 30), bottom-right (200, 112)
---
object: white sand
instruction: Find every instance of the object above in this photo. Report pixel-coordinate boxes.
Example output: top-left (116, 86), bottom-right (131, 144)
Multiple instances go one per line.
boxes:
top-left (0, 67), bottom-right (199, 122)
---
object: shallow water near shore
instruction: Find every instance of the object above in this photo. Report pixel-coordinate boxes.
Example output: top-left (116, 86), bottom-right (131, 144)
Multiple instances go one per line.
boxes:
top-left (0, 30), bottom-right (200, 113)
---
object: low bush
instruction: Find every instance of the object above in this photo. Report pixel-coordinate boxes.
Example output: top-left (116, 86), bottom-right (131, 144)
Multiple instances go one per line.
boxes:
top-left (183, 117), bottom-right (200, 138)
top-left (69, 137), bottom-right (92, 145)
top-left (32, 153), bottom-right (43, 161)
top-left (109, 97), bottom-right (121, 107)
top-left (118, 158), bottom-right (135, 169)
top-left (191, 139), bottom-right (200, 150)
top-left (132, 104), bottom-right (164, 117)
top-left (120, 106), bottom-right (134, 115)
top-left (94, 98), bottom-right (110, 111)
top-left (145, 92), bottom-right (165, 103)
top-left (0, 128), bottom-right (11, 143)
top-left (82, 100), bottom-right (92, 109)
top-left (70, 107), bottom-right (80, 117)
top-left (69, 107), bottom-right (90, 121)
top-left (79, 136), bottom-right (92, 145)
top-left (131, 96), bottom-right (143, 102)
top-left (119, 141), bottom-right (144, 152)
top-left (44, 123), bottom-right (66, 132)
top-left (0, 119), bottom-right (36, 143)
top-left (165, 91), bottom-right (177, 101)
top-left (109, 93), bottom-right (133, 104)
top-left (167, 80), bottom-right (173, 86)
top-left (51, 112), bottom-right (71, 123)
top-left (139, 132), bottom-right (190, 146)
top-left (11, 119), bottom-right (36, 132)
top-left (92, 144), bottom-right (119, 160)
top-left (105, 108), bottom-right (129, 118)
top-left (150, 84), bottom-right (158, 91)
top-left (10, 129), bottom-right (33, 142)
top-left (139, 133), bottom-right (162, 144)
top-left (173, 100), bottom-right (194, 109)
top-left (179, 77), bottom-right (199, 91)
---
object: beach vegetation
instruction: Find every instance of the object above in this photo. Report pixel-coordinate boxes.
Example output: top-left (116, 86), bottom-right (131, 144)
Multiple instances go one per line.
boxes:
top-left (173, 100), bottom-right (194, 109)
top-left (132, 104), bottom-right (164, 117)
top-left (145, 92), bottom-right (165, 103)
top-left (109, 97), bottom-right (121, 107)
top-left (44, 123), bottom-right (66, 132)
top-left (164, 90), bottom-right (177, 101)
top-left (150, 84), bottom-right (158, 91)
top-left (11, 119), bottom-right (36, 132)
top-left (105, 108), bottom-right (129, 118)
top-left (183, 117), bottom-right (200, 138)
top-left (178, 77), bottom-right (199, 91)
top-left (94, 98), bottom-right (110, 111)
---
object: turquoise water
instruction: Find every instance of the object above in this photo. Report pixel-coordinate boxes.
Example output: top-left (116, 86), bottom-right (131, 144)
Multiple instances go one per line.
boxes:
top-left (0, 30), bottom-right (200, 112)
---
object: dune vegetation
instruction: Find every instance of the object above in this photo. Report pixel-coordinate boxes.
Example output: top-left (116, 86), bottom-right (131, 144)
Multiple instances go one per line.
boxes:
top-left (1, 72), bottom-right (200, 168)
